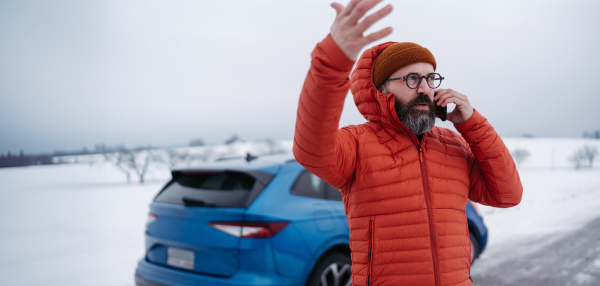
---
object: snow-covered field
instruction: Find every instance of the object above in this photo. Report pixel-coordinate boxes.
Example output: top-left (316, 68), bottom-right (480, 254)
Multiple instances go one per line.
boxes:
top-left (0, 164), bottom-right (164, 286)
top-left (0, 138), bottom-right (599, 285)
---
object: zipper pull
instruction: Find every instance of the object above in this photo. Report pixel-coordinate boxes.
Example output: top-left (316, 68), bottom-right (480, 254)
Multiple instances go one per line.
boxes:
top-left (418, 145), bottom-right (423, 162)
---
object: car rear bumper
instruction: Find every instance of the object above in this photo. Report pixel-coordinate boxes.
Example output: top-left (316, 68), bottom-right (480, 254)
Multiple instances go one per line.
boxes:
top-left (135, 271), bottom-right (168, 286)
top-left (135, 258), bottom-right (299, 286)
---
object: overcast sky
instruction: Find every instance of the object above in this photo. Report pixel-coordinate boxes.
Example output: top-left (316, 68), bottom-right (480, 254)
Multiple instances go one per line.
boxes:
top-left (1, 0), bottom-right (599, 154)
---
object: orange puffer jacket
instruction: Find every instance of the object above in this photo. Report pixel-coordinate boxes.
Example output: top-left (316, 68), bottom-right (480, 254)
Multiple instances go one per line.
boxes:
top-left (293, 35), bottom-right (523, 286)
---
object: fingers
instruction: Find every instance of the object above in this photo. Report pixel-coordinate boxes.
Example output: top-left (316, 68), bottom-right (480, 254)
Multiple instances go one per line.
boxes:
top-left (347, 0), bottom-right (384, 24)
top-left (434, 89), bottom-right (467, 107)
top-left (357, 4), bottom-right (393, 33)
top-left (331, 2), bottom-right (345, 17)
top-left (344, 0), bottom-right (365, 17)
top-left (332, 0), bottom-right (362, 19)
top-left (362, 26), bottom-right (393, 45)
top-left (329, 0), bottom-right (393, 60)
top-left (444, 97), bottom-right (465, 108)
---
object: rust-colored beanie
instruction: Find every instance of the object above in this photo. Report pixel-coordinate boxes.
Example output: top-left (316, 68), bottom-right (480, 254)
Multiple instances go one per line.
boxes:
top-left (372, 42), bottom-right (437, 88)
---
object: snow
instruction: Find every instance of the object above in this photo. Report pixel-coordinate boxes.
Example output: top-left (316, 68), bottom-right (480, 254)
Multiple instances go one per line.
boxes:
top-left (0, 138), bottom-right (599, 285)
top-left (472, 168), bottom-right (600, 270)
top-left (0, 164), bottom-right (165, 286)
top-left (471, 138), bottom-right (600, 270)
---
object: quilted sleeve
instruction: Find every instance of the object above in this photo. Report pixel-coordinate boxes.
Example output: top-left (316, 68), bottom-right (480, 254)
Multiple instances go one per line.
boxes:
top-left (455, 110), bottom-right (523, 208)
top-left (293, 35), bottom-right (358, 191)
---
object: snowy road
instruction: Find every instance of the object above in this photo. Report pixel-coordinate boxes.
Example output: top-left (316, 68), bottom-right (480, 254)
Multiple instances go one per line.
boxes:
top-left (472, 215), bottom-right (600, 285)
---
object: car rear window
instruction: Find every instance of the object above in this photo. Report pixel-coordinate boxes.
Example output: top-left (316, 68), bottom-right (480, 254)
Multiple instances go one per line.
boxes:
top-left (154, 171), bottom-right (263, 208)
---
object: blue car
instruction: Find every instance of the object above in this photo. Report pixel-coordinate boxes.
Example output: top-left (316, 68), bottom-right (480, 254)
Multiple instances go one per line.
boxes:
top-left (135, 154), bottom-right (487, 286)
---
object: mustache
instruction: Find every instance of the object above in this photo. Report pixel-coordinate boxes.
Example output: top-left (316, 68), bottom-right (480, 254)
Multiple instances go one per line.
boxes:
top-left (408, 93), bottom-right (435, 110)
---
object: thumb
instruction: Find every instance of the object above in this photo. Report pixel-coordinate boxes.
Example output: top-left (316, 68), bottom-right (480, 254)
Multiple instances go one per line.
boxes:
top-left (331, 2), bottom-right (344, 16)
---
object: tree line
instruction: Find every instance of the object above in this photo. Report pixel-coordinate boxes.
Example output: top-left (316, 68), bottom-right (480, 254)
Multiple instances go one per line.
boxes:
top-left (0, 151), bottom-right (53, 168)
top-left (0, 135), bottom-right (241, 169)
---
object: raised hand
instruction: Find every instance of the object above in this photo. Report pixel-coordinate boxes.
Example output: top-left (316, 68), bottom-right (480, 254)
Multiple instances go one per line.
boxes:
top-left (330, 0), bottom-right (393, 61)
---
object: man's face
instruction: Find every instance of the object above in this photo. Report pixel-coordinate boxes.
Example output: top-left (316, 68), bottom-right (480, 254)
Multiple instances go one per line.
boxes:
top-left (379, 62), bottom-right (436, 135)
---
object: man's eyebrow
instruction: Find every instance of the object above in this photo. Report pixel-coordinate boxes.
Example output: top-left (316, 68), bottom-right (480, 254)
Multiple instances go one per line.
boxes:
top-left (407, 72), bottom-right (432, 75)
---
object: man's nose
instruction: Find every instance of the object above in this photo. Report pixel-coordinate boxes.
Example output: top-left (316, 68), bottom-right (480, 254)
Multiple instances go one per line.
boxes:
top-left (416, 77), bottom-right (431, 93)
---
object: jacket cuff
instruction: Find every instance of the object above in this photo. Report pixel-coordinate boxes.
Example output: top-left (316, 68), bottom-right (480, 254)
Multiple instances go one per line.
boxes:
top-left (454, 109), bottom-right (485, 136)
top-left (319, 34), bottom-right (356, 72)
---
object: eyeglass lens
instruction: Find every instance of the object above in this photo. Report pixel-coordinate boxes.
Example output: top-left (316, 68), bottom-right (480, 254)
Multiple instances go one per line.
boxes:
top-left (406, 73), bottom-right (443, 89)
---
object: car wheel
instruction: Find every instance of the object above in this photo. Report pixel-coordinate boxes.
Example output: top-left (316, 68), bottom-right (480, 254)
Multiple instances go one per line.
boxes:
top-left (306, 252), bottom-right (352, 286)
top-left (469, 231), bottom-right (480, 265)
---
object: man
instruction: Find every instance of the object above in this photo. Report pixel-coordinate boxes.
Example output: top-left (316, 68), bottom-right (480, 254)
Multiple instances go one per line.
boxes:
top-left (293, 0), bottom-right (523, 285)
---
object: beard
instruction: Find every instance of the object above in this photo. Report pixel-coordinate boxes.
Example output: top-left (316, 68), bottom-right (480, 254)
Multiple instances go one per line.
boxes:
top-left (394, 93), bottom-right (436, 135)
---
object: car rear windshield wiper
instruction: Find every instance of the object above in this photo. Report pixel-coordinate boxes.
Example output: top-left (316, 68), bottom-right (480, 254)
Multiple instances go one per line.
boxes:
top-left (182, 197), bottom-right (217, 207)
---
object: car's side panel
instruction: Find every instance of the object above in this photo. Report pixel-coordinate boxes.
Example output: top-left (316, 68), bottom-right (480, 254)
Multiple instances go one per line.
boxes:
top-left (248, 163), bottom-right (350, 280)
top-left (465, 202), bottom-right (488, 253)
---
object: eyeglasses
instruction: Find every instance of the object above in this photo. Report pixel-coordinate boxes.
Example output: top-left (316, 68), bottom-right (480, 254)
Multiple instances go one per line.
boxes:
top-left (385, 73), bottom-right (444, 89)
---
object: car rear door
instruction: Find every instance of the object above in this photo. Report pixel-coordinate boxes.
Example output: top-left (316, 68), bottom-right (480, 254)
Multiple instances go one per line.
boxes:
top-left (144, 169), bottom-right (272, 277)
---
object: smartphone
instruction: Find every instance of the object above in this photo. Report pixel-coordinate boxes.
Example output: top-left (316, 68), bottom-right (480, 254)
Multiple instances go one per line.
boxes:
top-left (435, 102), bottom-right (447, 121)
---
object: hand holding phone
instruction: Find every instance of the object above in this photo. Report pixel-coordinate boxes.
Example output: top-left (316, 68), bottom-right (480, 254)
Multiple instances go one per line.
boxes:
top-left (435, 100), bottom-right (447, 121)
top-left (434, 89), bottom-right (474, 125)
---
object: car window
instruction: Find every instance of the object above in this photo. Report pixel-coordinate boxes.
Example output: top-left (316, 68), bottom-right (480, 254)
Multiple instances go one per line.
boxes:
top-left (154, 171), bottom-right (257, 207)
top-left (325, 184), bottom-right (342, 201)
top-left (291, 171), bottom-right (326, 199)
top-left (291, 171), bottom-right (343, 201)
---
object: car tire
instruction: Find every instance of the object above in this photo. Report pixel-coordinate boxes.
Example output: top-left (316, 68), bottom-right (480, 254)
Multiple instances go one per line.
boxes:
top-left (469, 231), bottom-right (480, 265)
top-left (306, 251), bottom-right (352, 286)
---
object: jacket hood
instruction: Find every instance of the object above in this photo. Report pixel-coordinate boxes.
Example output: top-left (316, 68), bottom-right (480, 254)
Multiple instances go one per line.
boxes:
top-left (349, 41), bottom-right (402, 129)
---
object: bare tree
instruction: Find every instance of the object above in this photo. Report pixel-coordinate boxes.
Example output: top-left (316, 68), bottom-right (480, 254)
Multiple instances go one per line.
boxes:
top-left (569, 150), bottom-right (586, 170)
top-left (103, 146), bottom-right (156, 183)
top-left (582, 129), bottom-right (600, 139)
top-left (122, 147), bottom-right (155, 183)
top-left (582, 145), bottom-right (598, 168)
top-left (155, 146), bottom-right (219, 170)
top-left (569, 145), bottom-right (598, 169)
top-left (94, 144), bottom-right (132, 183)
top-left (160, 148), bottom-right (195, 170)
top-left (112, 146), bottom-right (133, 183)
top-left (510, 148), bottom-right (531, 167)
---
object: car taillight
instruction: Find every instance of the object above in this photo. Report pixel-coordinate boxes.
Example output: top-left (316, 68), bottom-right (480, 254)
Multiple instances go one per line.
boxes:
top-left (146, 213), bottom-right (157, 226)
top-left (209, 221), bottom-right (290, 238)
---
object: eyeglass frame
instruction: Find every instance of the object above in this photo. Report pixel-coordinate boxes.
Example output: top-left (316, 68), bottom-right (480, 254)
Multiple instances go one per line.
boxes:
top-left (384, 73), bottom-right (445, 89)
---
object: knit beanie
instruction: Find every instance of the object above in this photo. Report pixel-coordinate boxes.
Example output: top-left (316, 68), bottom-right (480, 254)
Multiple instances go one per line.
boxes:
top-left (372, 42), bottom-right (437, 88)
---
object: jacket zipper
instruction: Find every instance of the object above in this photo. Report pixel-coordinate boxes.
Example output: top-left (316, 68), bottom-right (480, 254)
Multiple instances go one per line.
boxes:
top-left (418, 144), bottom-right (440, 286)
top-left (388, 101), bottom-right (441, 286)
top-left (368, 216), bottom-right (374, 286)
